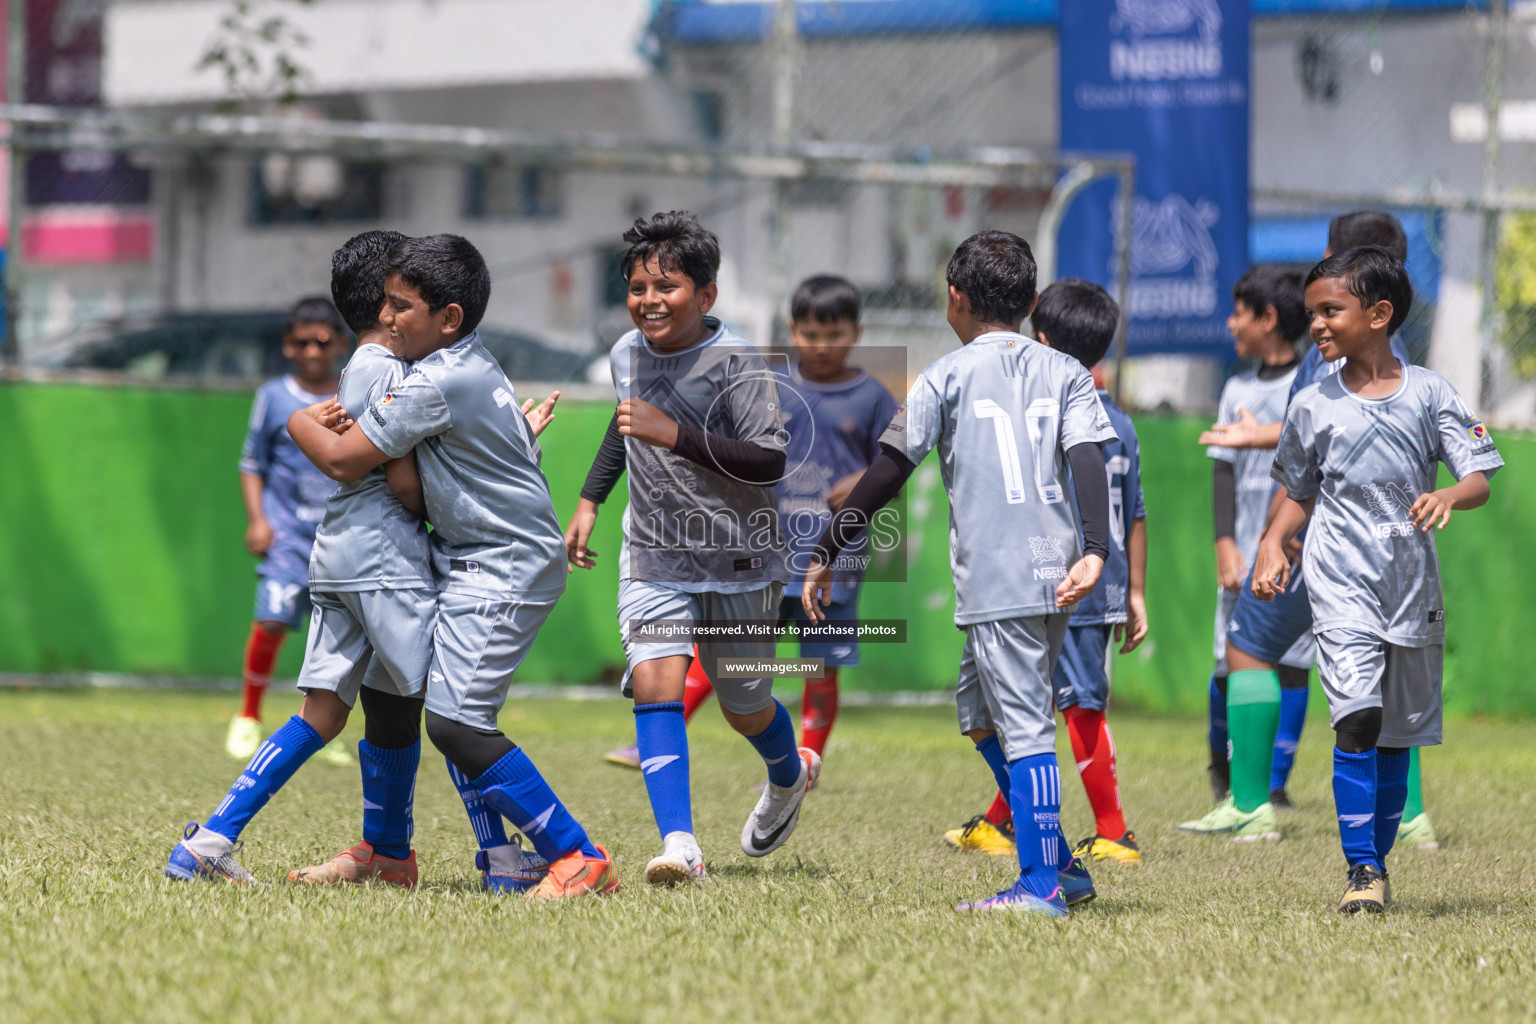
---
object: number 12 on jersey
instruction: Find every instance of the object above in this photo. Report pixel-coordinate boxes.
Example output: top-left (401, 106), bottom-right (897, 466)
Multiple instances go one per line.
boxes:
top-left (973, 398), bottom-right (1063, 505)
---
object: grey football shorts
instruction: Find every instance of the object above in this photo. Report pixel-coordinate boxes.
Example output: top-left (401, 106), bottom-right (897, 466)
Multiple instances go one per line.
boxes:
top-left (1214, 586), bottom-right (1314, 675)
top-left (955, 613), bottom-right (1070, 761)
top-left (617, 578), bottom-right (783, 716)
top-left (427, 591), bottom-right (556, 731)
top-left (296, 588), bottom-right (437, 705)
top-left (1315, 628), bottom-right (1443, 748)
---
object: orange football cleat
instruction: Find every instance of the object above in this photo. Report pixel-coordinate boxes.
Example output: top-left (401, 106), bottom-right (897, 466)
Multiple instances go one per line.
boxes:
top-left (524, 844), bottom-right (620, 900)
top-left (287, 841), bottom-right (418, 889)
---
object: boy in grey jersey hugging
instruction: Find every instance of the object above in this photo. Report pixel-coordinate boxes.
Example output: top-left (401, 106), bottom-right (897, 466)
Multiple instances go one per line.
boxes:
top-left (1253, 247), bottom-right (1502, 914)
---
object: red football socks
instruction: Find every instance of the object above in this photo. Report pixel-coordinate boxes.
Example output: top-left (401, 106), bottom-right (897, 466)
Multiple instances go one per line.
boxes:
top-left (983, 789), bottom-right (1012, 826)
top-left (1064, 705), bottom-right (1128, 839)
top-left (681, 650), bottom-right (715, 722)
top-left (240, 622), bottom-right (286, 721)
top-left (799, 671), bottom-right (840, 756)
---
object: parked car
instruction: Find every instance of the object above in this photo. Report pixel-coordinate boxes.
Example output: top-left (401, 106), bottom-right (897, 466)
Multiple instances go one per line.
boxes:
top-left (23, 311), bottom-right (598, 383)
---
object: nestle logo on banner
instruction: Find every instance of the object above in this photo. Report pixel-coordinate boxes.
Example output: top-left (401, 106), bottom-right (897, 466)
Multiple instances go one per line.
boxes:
top-left (1109, 0), bottom-right (1223, 82)
top-left (1118, 194), bottom-right (1221, 318)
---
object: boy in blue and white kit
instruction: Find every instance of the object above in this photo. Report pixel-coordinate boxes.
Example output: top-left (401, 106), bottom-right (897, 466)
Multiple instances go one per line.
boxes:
top-left (806, 232), bottom-right (1116, 916)
top-left (1253, 247), bottom-right (1502, 913)
top-left (228, 297), bottom-right (353, 768)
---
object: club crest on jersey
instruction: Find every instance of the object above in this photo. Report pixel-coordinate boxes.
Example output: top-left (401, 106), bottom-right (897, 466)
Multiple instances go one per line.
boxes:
top-left (1029, 536), bottom-right (1068, 579)
top-left (381, 392), bottom-right (397, 405)
top-left (1467, 419), bottom-right (1488, 441)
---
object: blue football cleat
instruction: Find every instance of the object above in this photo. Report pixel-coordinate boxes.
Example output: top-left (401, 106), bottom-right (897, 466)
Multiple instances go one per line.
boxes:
top-left (954, 881), bottom-right (1070, 916)
top-left (1058, 855), bottom-right (1097, 906)
top-left (476, 840), bottom-right (551, 895)
top-left (165, 822), bottom-right (262, 886)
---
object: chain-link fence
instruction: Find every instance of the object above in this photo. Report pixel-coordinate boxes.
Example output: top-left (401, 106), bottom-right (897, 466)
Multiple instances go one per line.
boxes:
top-left (2, 0), bottom-right (1535, 424)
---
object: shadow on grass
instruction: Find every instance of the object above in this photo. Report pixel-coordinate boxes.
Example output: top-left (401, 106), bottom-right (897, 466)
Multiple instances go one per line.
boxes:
top-left (707, 860), bottom-right (836, 881)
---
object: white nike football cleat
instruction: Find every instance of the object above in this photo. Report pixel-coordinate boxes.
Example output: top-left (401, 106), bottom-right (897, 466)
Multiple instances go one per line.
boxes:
top-left (740, 747), bottom-right (820, 858)
top-left (645, 830), bottom-right (708, 886)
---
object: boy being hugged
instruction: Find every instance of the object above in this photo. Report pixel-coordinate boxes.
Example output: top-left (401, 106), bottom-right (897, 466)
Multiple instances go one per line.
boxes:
top-left (567, 212), bottom-right (819, 887)
top-left (1253, 247), bottom-right (1502, 914)
top-left (228, 296), bottom-right (353, 768)
top-left (806, 232), bottom-right (1117, 916)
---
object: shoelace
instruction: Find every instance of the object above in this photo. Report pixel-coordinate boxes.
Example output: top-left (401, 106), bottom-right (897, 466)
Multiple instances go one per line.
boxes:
top-left (1345, 863), bottom-right (1380, 892)
top-left (958, 814), bottom-right (989, 838)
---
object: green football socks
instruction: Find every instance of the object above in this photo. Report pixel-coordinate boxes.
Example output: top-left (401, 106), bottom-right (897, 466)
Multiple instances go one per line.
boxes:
top-left (1403, 746), bottom-right (1424, 821)
top-left (1227, 670), bottom-right (1281, 814)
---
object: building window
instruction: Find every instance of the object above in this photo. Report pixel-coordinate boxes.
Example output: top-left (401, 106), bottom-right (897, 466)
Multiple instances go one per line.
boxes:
top-left (250, 155), bottom-right (383, 225)
top-left (464, 163), bottom-right (563, 220)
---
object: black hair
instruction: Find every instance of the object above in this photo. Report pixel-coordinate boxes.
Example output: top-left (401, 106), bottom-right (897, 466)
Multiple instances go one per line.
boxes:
top-left (1030, 278), bottom-right (1119, 369)
top-left (387, 233), bottom-right (492, 335)
top-left (1232, 264), bottom-right (1308, 343)
top-left (1327, 210), bottom-right (1408, 262)
top-left (331, 230), bottom-right (408, 334)
top-left (620, 211), bottom-right (720, 289)
top-left (946, 230), bottom-right (1038, 327)
top-left (287, 295), bottom-right (347, 337)
top-left (790, 274), bottom-right (861, 325)
top-left (1305, 246), bottom-right (1414, 336)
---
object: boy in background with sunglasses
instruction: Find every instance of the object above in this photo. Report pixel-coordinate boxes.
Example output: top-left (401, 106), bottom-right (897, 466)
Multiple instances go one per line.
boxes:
top-left (226, 296), bottom-right (353, 767)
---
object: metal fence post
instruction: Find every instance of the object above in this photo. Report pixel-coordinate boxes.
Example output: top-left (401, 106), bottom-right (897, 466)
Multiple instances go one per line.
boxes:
top-left (1478, 0), bottom-right (1507, 411)
top-left (5, 0), bottom-right (25, 364)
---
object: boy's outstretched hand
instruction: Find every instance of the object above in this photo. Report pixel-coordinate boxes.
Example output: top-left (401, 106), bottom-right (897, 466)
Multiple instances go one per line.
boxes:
top-left (522, 390), bottom-right (560, 437)
top-left (617, 398), bottom-right (680, 449)
top-left (1055, 554), bottom-right (1104, 609)
top-left (1250, 537), bottom-right (1292, 601)
top-left (802, 560), bottom-right (836, 623)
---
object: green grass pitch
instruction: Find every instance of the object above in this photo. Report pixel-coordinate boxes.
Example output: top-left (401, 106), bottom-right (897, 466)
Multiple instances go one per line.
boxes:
top-left (3, 689), bottom-right (1535, 1022)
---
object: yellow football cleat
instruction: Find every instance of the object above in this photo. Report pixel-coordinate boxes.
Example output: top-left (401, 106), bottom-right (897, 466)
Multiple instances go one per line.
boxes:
top-left (1072, 830), bottom-right (1142, 865)
top-left (942, 815), bottom-right (1017, 855)
top-left (225, 715), bottom-right (263, 761)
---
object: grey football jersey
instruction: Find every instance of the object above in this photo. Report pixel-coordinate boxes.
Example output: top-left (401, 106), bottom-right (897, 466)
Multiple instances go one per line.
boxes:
top-left (358, 332), bottom-right (568, 603)
top-left (1208, 366), bottom-right (1297, 561)
top-left (1272, 366), bottom-right (1503, 646)
top-left (309, 343), bottom-right (432, 592)
top-left (880, 332), bottom-right (1117, 626)
top-left (610, 318), bottom-right (789, 593)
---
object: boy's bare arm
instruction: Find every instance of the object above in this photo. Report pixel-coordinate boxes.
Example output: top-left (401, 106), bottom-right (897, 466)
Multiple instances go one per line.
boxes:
top-left (1252, 496), bottom-right (1314, 601)
top-left (1118, 517), bottom-right (1149, 653)
top-left (240, 472), bottom-right (272, 556)
top-left (384, 451), bottom-right (426, 518)
top-left (1410, 471), bottom-right (1490, 531)
top-left (1198, 407), bottom-right (1282, 450)
top-left (287, 408), bottom-right (391, 482)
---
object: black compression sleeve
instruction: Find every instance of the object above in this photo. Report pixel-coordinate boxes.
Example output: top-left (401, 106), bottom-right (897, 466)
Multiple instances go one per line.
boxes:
top-left (579, 413), bottom-right (627, 504)
top-left (1213, 459), bottom-right (1237, 541)
top-left (671, 421), bottom-right (787, 485)
top-left (1067, 442), bottom-right (1111, 562)
top-left (812, 444), bottom-right (916, 565)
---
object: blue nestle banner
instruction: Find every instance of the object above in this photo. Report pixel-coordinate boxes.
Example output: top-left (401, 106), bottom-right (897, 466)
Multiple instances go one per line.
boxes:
top-left (1057, 0), bottom-right (1250, 356)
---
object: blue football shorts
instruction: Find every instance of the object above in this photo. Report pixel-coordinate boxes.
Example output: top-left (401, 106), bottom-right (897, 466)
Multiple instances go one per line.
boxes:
top-left (778, 593), bottom-right (860, 669)
top-left (253, 573), bottom-right (312, 630)
top-left (1225, 564), bottom-right (1313, 666)
top-left (1052, 623), bottom-right (1112, 712)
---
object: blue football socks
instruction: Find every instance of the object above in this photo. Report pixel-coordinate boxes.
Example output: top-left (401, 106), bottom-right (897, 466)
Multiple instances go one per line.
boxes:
top-left (474, 748), bottom-right (599, 863)
top-left (974, 734), bottom-right (1011, 797)
top-left (746, 699), bottom-right (801, 789)
top-left (1208, 675), bottom-right (1228, 786)
top-left (1374, 748), bottom-right (1411, 868)
top-left (356, 739), bottom-right (418, 860)
top-left (1332, 747), bottom-right (1379, 868)
top-left (1007, 752), bottom-right (1067, 899)
top-left (1272, 685), bottom-right (1309, 792)
top-left (206, 715), bottom-right (325, 841)
top-left (634, 702), bottom-right (694, 838)
top-left (445, 758), bottom-right (511, 850)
